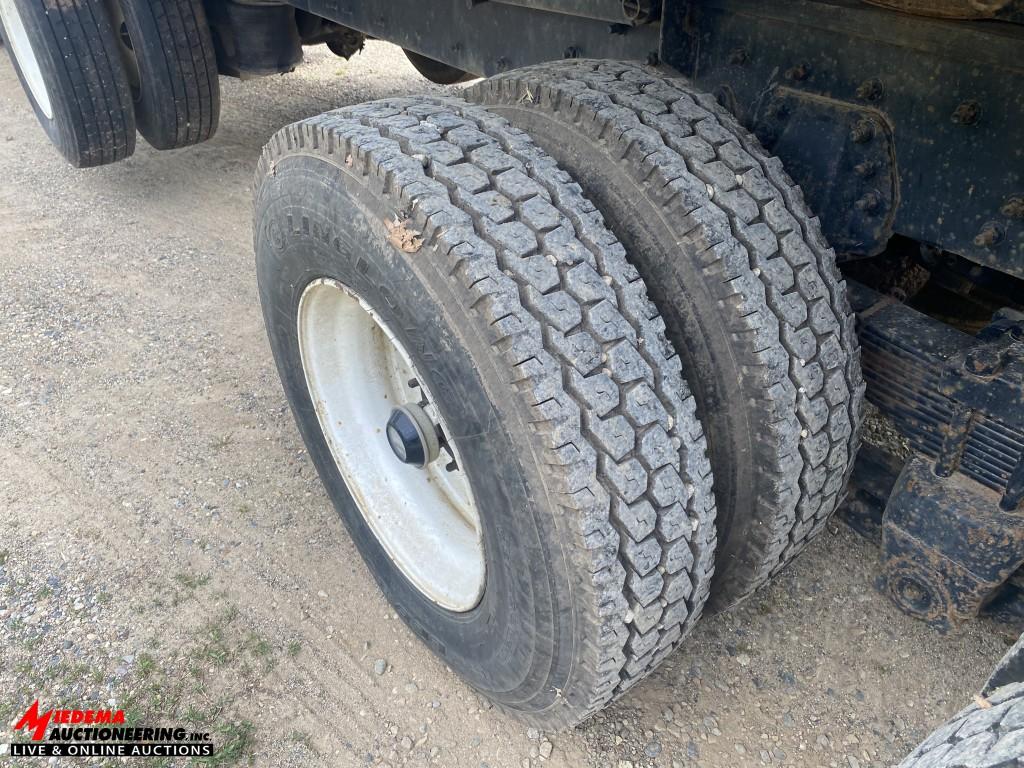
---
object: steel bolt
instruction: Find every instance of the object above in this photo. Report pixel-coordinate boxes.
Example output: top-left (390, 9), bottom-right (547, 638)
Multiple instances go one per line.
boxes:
top-left (785, 62), bottom-right (810, 81)
top-left (974, 221), bottom-right (1004, 248)
top-left (902, 581), bottom-right (925, 604)
top-left (766, 101), bottom-right (789, 120)
top-left (1000, 195), bottom-right (1024, 219)
top-left (856, 78), bottom-right (884, 101)
top-left (855, 192), bottom-right (881, 215)
top-left (850, 118), bottom-right (875, 144)
top-left (951, 100), bottom-right (981, 125)
top-left (853, 161), bottom-right (877, 178)
top-left (622, 0), bottom-right (655, 23)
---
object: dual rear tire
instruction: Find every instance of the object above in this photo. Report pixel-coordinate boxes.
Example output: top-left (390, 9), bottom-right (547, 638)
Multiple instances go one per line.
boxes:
top-left (255, 99), bottom-right (718, 727)
top-left (254, 64), bottom-right (863, 727)
top-left (0, 0), bottom-right (219, 166)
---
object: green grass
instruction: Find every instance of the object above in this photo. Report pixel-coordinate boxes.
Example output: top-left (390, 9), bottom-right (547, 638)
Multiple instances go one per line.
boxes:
top-left (203, 721), bottom-right (255, 765)
top-left (137, 652), bottom-right (158, 677)
top-left (173, 573), bottom-right (211, 591)
top-left (210, 434), bottom-right (235, 451)
top-left (288, 730), bottom-right (315, 751)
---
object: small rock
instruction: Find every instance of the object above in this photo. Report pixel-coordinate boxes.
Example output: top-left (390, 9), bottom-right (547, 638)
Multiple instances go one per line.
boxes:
top-left (526, 727), bottom-right (540, 741)
top-left (539, 740), bottom-right (552, 759)
top-left (644, 740), bottom-right (662, 757)
top-left (736, 653), bottom-right (751, 667)
top-left (373, 659), bottom-right (387, 676)
top-left (400, 736), bottom-right (413, 751)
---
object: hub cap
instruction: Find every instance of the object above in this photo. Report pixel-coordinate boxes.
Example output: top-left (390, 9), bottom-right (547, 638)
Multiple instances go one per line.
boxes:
top-left (0, 0), bottom-right (53, 119)
top-left (297, 278), bottom-right (485, 612)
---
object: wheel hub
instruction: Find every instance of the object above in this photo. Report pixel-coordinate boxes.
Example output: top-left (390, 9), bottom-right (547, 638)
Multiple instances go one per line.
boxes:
top-left (296, 278), bottom-right (485, 612)
top-left (386, 404), bottom-right (440, 469)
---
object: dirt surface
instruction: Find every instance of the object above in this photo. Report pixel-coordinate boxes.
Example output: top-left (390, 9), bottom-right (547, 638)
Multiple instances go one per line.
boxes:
top-left (0, 42), bottom-right (1017, 768)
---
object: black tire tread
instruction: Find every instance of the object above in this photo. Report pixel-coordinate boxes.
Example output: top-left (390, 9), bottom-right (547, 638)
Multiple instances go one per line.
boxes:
top-left (120, 0), bottom-right (219, 148)
top-left (255, 96), bottom-right (718, 725)
top-left (9, 0), bottom-right (135, 165)
top-left (899, 682), bottom-right (1024, 767)
top-left (470, 60), bottom-right (865, 605)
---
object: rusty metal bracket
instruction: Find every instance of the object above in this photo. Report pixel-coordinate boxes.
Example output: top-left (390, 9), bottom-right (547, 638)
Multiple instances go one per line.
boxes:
top-left (752, 89), bottom-right (899, 256)
top-left (845, 281), bottom-right (1024, 628)
top-left (880, 457), bottom-right (1024, 631)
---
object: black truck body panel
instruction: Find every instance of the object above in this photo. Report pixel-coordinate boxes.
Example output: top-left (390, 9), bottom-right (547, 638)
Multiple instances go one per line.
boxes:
top-left (286, 0), bottom-right (1023, 277)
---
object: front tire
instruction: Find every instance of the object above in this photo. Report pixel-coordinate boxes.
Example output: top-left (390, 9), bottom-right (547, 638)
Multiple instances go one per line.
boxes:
top-left (253, 97), bottom-right (718, 727)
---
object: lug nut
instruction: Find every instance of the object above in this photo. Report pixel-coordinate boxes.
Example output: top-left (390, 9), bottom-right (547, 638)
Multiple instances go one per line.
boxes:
top-left (855, 192), bottom-right (881, 214)
top-left (853, 161), bottom-right (876, 178)
top-left (974, 221), bottom-right (1004, 248)
top-left (856, 78), bottom-right (884, 101)
top-left (850, 118), bottom-right (875, 143)
top-left (785, 62), bottom-right (810, 81)
top-left (952, 100), bottom-right (981, 125)
top-left (1000, 195), bottom-right (1024, 219)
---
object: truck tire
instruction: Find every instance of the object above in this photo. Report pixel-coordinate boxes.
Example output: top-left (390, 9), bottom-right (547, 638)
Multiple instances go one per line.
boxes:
top-left (0, 0), bottom-right (134, 166)
top-left (114, 0), bottom-right (219, 150)
top-left (469, 60), bottom-right (865, 609)
top-left (899, 682), bottom-right (1024, 767)
top-left (253, 96), bottom-right (717, 727)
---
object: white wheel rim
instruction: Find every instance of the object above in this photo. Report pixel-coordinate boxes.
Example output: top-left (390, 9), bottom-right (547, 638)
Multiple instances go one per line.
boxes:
top-left (0, 0), bottom-right (53, 119)
top-left (297, 278), bottom-right (485, 612)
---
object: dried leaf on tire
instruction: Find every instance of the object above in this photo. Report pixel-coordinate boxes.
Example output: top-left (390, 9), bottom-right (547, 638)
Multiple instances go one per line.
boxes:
top-left (974, 694), bottom-right (993, 710)
top-left (386, 217), bottom-right (423, 253)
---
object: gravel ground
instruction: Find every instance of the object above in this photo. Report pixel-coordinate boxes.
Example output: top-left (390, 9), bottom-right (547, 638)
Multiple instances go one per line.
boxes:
top-left (0, 41), bottom-right (1017, 768)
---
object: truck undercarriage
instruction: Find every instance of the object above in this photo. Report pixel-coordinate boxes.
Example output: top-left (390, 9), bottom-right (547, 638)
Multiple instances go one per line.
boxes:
top-left (242, 0), bottom-right (1024, 631)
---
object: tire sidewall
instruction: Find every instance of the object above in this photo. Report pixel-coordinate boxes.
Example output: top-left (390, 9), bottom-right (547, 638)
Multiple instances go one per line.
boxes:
top-left (254, 154), bottom-right (580, 714)
top-left (0, 0), bottom-right (80, 161)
